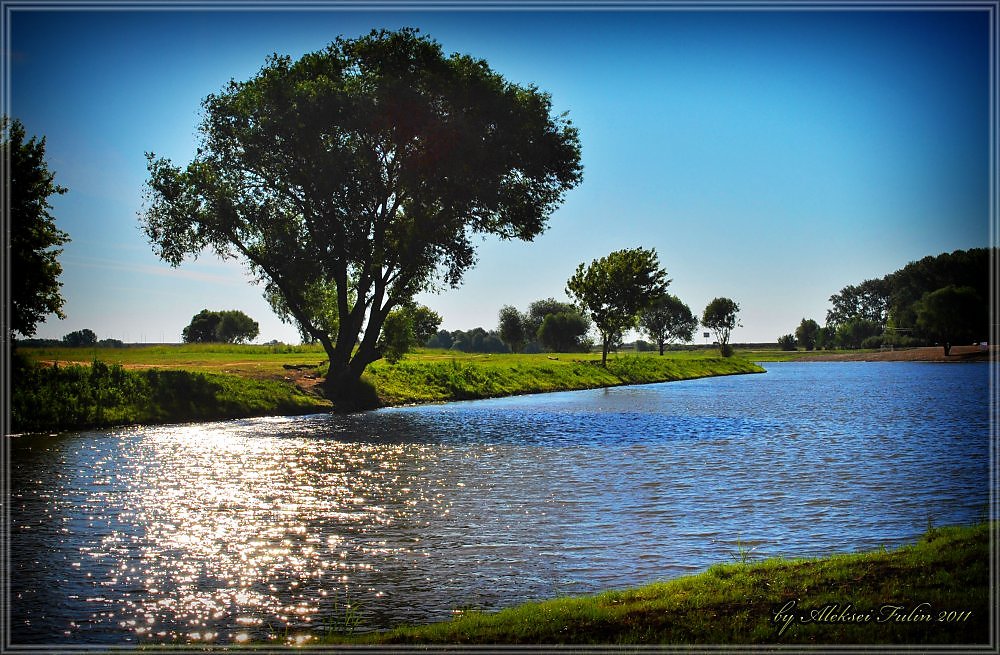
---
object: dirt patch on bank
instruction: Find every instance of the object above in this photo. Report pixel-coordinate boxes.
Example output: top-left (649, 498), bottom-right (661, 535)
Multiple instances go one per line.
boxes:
top-left (797, 345), bottom-right (995, 362)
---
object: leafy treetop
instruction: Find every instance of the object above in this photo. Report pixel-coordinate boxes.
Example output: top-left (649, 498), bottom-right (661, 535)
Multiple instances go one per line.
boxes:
top-left (141, 28), bottom-right (582, 396)
top-left (5, 117), bottom-right (69, 341)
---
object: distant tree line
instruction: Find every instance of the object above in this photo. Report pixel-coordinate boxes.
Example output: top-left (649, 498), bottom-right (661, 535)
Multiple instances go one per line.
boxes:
top-left (779, 248), bottom-right (992, 353)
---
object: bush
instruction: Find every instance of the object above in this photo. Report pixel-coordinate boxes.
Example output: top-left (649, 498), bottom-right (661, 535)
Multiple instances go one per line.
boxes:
top-left (777, 334), bottom-right (797, 351)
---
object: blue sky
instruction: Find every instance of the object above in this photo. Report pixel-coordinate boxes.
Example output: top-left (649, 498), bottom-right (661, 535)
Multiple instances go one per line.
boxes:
top-left (8, 5), bottom-right (992, 344)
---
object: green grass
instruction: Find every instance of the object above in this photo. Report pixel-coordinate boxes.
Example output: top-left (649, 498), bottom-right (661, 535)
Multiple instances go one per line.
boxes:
top-left (363, 351), bottom-right (763, 405)
top-left (11, 357), bottom-right (329, 433)
top-left (14, 346), bottom-right (764, 431)
top-left (319, 522), bottom-right (991, 646)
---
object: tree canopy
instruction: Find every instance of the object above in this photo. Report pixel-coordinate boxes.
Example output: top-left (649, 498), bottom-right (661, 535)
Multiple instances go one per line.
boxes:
top-left (795, 318), bottom-right (820, 351)
top-left (141, 28), bottom-right (582, 396)
top-left (5, 117), bottom-right (69, 341)
top-left (822, 248), bottom-right (992, 349)
top-left (638, 293), bottom-right (697, 355)
top-left (701, 297), bottom-right (740, 356)
top-left (566, 247), bottom-right (669, 366)
top-left (63, 329), bottom-right (97, 347)
top-left (182, 309), bottom-right (259, 344)
top-left (915, 285), bottom-right (987, 355)
top-left (497, 305), bottom-right (527, 353)
top-left (537, 311), bottom-right (590, 352)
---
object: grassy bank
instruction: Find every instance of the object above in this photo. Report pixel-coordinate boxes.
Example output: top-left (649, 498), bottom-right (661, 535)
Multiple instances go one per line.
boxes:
top-left (364, 351), bottom-right (764, 405)
top-left (10, 356), bottom-right (329, 433)
top-left (321, 522), bottom-right (991, 646)
top-left (13, 346), bottom-right (763, 432)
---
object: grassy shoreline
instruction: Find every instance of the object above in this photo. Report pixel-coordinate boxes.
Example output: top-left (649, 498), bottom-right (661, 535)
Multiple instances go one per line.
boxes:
top-left (12, 346), bottom-right (764, 433)
top-left (317, 522), bottom-right (991, 646)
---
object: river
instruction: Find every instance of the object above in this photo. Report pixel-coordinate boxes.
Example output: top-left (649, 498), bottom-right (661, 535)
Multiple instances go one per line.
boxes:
top-left (7, 361), bottom-right (992, 645)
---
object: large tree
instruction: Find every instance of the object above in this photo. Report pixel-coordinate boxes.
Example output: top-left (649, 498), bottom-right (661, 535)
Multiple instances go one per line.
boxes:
top-left (825, 278), bottom-right (891, 329)
top-left (638, 293), bottom-right (697, 355)
top-left (5, 117), bottom-right (70, 341)
top-left (141, 29), bottom-right (582, 396)
top-left (914, 285), bottom-right (987, 356)
top-left (701, 297), bottom-right (741, 357)
top-left (566, 247), bottom-right (669, 366)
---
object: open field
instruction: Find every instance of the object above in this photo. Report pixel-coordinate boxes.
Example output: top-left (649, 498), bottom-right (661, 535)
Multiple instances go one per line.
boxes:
top-left (318, 522), bottom-right (991, 646)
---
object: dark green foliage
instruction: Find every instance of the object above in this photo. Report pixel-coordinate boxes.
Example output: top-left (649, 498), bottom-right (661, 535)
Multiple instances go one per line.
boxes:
top-left (638, 293), bottom-right (697, 355)
top-left (11, 358), bottom-right (321, 433)
top-left (447, 327), bottom-right (509, 354)
top-left (497, 305), bottom-right (528, 353)
top-left (777, 334), bottom-right (797, 351)
top-left (887, 249), bottom-right (991, 331)
top-left (814, 326), bottom-right (835, 350)
top-left (406, 305), bottom-right (443, 345)
top-left (825, 249), bottom-right (993, 345)
top-left (62, 328), bottom-right (97, 347)
top-left (567, 248), bottom-right (670, 366)
top-left (141, 28), bottom-right (582, 393)
top-left (5, 117), bottom-right (70, 340)
top-left (524, 298), bottom-right (588, 340)
top-left (426, 329), bottom-right (454, 349)
top-left (915, 285), bottom-right (988, 354)
top-left (378, 304), bottom-right (441, 363)
top-left (826, 278), bottom-right (891, 329)
top-left (794, 318), bottom-right (819, 351)
top-left (380, 309), bottom-right (415, 364)
top-left (537, 311), bottom-right (590, 352)
top-left (701, 297), bottom-right (741, 357)
top-left (834, 318), bottom-right (882, 349)
top-left (182, 309), bottom-right (259, 343)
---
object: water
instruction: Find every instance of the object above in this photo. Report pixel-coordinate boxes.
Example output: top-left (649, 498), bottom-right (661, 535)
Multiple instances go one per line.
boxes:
top-left (7, 362), bottom-right (992, 645)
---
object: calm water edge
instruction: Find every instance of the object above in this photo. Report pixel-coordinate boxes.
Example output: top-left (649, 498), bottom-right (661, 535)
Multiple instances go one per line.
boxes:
top-left (7, 361), bottom-right (992, 645)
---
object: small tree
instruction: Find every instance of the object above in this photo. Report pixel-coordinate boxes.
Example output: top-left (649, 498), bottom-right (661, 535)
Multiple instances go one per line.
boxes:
top-left (777, 334), bottom-right (797, 351)
top-left (537, 311), bottom-right (589, 352)
top-left (701, 297), bottom-right (741, 357)
top-left (815, 325), bottom-right (835, 350)
top-left (523, 298), bottom-right (590, 348)
top-left (638, 293), bottom-right (697, 355)
top-left (5, 117), bottom-right (70, 341)
top-left (497, 305), bottom-right (528, 353)
top-left (795, 318), bottom-right (820, 351)
top-left (63, 329), bottom-right (98, 347)
top-left (566, 248), bottom-right (669, 366)
top-left (378, 304), bottom-right (442, 362)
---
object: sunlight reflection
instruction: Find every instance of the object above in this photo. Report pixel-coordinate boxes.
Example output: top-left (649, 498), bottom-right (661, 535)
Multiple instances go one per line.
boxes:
top-left (90, 421), bottom-right (450, 643)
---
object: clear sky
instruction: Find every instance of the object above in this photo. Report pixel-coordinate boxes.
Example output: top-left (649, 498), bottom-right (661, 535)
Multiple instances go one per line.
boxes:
top-left (7, 4), bottom-right (993, 344)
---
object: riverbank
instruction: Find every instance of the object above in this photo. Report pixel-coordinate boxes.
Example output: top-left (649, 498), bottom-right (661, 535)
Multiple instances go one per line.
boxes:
top-left (743, 345), bottom-right (995, 363)
top-left (319, 521), bottom-right (990, 646)
top-left (11, 347), bottom-right (764, 433)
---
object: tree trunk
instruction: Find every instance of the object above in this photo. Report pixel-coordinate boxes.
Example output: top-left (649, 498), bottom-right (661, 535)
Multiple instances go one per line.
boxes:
top-left (601, 334), bottom-right (609, 367)
top-left (658, 340), bottom-right (664, 356)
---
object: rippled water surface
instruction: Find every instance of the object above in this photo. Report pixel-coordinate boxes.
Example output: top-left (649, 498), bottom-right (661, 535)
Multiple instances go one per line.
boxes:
top-left (8, 362), bottom-right (992, 645)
